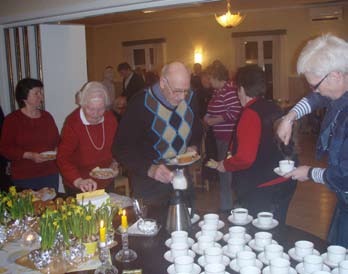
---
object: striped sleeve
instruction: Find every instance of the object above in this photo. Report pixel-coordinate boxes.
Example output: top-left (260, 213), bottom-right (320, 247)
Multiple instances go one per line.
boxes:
top-left (290, 97), bottom-right (312, 120)
top-left (309, 167), bottom-right (326, 184)
top-left (221, 90), bottom-right (241, 121)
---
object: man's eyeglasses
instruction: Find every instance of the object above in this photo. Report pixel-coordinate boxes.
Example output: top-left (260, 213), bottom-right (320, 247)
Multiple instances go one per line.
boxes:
top-left (164, 77), bottom-right (190, 95)
top-left (309, 73), bottom-right (329, 91)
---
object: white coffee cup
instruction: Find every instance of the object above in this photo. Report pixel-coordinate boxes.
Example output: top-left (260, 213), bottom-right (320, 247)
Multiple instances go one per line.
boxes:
top-left (228, 226), bottom-right (246, 240)
top-left (279, 160), bottom-right (295, 173)
top-left (204, 246), bottom-right (223, 264)
top-left (327, 245), bottom-right (346, 264)
top-left (204, 263), bottom-right (225, 274)
top-left (232, 208), bottom-right (249, 222)
top-left (170, 242), bottom-right (188, 259)
top-left (264, 244), bottom-right (284, 261)
top-left (240, 266), bottom-right (261, 274)
top-left (227, 237), bottom-right (246, 255)
top-left (198, 235), bottom-right (215, 251)
top-left (237, 251), bottom-right (256, 268)
top-left (174, 255), bottom-right (193, 273)
top-left (269, 257), bottom-right (290, 274)
top-left (295, 240), bottom-right (314, 258)
top-left (201, 223), bottom-right (218, 238)
top-left (338, 260), bottom-right (348, 274)
top-left (203, 213), bottom-right (219, 226)
top-left (257, 212), bottom-right (273, 227)
top-left (303, 254), bottom-right (323, 273)
top-left (171, 230), bottom-right (188, 244)
top-left (254, 231), bottom-right (272, 248)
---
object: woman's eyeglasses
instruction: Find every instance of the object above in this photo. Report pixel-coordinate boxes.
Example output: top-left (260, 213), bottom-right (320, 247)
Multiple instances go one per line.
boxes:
top-left (309, 73), bottom-right (329, 91)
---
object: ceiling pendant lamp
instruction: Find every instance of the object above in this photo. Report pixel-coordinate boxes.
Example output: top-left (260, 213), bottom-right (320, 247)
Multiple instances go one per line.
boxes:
top-left (215, 0), bottom-right (245, 28)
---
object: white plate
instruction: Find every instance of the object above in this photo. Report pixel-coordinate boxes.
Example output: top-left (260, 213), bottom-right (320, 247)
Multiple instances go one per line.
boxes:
top-left (227, 215), bottom-right (253, 226)
top-left (321, 253), bottom-right (342, 268)
top-left (223, 233), bottom-right (252, 244)
top-left (40, 150), bottom-right (57, 160)
top-left (230, 258), bottom-right (263, 272)
top-left (191, 242), bottom-right (221, 256)
top-left (248, 239), bottom-right (278, 253)
top-left (258, 251), bottom-right (290, 265)
top-left (197, 255), bottom-right (230, 267)
top-left (167, 154), bottom-right (201, 166)
top-left (165, 237), bottom-right (195, 248)
top-left (263, 266), bottom-right (297, 274)
top-left (296, 262), bottom-right (331, 274)
top-left (191, 214), bottom-right (200, 225)
top-left (89, 168), bottom-right (117, 180)
top-left (287, 247), bottom-right (320, 262)
top-left (163, 249), bottom-right (195, 263)
top-left (222, 245), bottom-right (252, 259)
top-left (195, 231), bottom-right (223, 242)
top-left (252, 219), bottom-right (279, 230)
top-left (167, 263), bottom-right (201, 274)
top-left (198, 220), bottom-right (225, 230)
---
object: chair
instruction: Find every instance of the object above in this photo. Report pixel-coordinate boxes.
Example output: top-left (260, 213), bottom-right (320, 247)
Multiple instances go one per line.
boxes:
top-left (114, 166), bottom-right (131, 196)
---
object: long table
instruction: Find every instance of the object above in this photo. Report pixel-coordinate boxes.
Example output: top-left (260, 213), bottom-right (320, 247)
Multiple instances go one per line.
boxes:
top-left (95, 206), bottom-right (328, 274)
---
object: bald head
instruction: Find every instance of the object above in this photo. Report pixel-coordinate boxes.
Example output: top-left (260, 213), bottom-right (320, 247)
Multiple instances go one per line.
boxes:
top-left (160, 62), bottom-right (191, 106)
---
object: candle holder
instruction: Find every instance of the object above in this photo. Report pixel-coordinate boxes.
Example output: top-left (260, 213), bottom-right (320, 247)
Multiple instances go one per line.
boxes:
top-left (115, 228), bottom-right (137, 262)
top-left (94, 243), bottom-right (118, 274)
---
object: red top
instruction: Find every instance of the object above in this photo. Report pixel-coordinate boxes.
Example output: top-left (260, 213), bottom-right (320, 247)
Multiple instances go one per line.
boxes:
top-left (0, 109), bottom-right (59, 180)
top-left (57, 108), bottom-right (118, 190)
top-left (223, 98), bottom-right (261, 171)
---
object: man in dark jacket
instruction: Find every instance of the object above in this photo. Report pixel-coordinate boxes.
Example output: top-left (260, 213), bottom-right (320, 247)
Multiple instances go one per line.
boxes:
top-left (117, 62), bottom-right (145, 102)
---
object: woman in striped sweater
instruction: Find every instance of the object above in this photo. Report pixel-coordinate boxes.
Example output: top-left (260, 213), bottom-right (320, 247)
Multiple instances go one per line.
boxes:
top-left (204, 61), bottom-right (242, 213)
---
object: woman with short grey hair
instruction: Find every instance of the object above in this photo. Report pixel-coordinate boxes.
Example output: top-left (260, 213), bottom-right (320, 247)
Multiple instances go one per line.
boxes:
top-left (57, 81), bottom-right (118, 194)
top-left (277, 34), bottom-right (348, 247)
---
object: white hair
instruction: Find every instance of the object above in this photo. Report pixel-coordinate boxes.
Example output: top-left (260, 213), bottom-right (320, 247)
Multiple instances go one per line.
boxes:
top-left (79, 81), bottom-right (110, 107)
top-left (297, 34), bottom-right (348, 77)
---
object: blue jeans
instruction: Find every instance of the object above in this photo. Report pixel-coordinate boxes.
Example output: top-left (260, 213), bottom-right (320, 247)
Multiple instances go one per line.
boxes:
top-left (13, 173), bottom-right (59, 192)
top-left (216, 139), bottom-right (233, 211)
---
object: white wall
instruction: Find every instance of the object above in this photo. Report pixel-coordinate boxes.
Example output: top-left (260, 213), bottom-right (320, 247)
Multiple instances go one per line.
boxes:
top-left (40, 24), bottom-right (87, 131)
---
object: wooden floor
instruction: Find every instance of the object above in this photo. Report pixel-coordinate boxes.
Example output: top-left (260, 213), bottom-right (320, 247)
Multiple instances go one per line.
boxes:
top-left (194, 133), bottom-right (337, 240)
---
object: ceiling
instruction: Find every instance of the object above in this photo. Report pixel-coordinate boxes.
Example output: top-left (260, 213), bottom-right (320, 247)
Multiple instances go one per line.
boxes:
top-left (67, 0), bottom-right (346, 26)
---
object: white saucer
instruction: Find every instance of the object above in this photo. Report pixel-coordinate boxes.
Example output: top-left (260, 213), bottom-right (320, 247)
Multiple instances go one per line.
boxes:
top-left (223, 233), bottom-right (252, 244)
top-left (201, 272), bottom-right (229, 274)
top-left (263, 266), bottom-right (297, 274)
top-left (287, 247), bottom-right (320, 262)
top-left (258, 251), bottom-right (290, 265)
top-left (228, 215), bottom-right (253, 226)
top-left (252, 219), bottom-right (279, 230)
top-left (274, 167), bottom-right (289, 177)
top-left (296, 262), bottom-right (331, 274)
top-left (197, 255), bottom-right (230, 267)
top-left (165, 237), bottom-right (195, 248)
top-left (222, 245), bottom-right (252, 259)
top-left (321, 252), bottom-right (342, 268)
top-left (195, 231), bottom-right (223, 242)
top-left (230, 258), bottom-right (263, 272)
top-left (167, 263), bottom-right (201, 274)
top-left (248, 239), bottom-right (278, 252)
top-left (191, 242), bottom-right (221, 256)
top-left (163, 249), bottom-right (195, 263)
top-left (198, 220), bottom-right (225, 230)
top-left (191, 214), bottom-right (200, 225)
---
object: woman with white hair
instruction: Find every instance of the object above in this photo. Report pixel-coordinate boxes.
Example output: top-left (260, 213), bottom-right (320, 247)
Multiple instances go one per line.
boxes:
top-left (277, 34), bottom-right (348, 247)
top-left (57, 81), bottom-right (118, 193)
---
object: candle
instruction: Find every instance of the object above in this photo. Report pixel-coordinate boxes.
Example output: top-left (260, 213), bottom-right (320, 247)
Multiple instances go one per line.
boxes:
top-left (99, 220), bottom-right (106, 243)
top-left (121, 209), bottom-right (128, 229)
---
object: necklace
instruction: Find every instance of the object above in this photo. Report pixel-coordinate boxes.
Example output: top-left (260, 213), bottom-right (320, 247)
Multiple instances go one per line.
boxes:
top-left (85, 122), bottom-right (105, 151)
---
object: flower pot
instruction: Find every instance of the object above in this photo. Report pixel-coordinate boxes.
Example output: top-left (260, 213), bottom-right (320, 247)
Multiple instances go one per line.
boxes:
top-left (83, 241), bottom-right (98, 257)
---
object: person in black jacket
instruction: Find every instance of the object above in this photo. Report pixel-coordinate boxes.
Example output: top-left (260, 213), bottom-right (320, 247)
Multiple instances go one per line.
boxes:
top-left (117, 62), bottom-right (145, 102)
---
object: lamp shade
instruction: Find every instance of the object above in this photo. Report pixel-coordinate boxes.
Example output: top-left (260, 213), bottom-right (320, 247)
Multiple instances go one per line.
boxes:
top-left (215, 0), bottom-right (245, 28)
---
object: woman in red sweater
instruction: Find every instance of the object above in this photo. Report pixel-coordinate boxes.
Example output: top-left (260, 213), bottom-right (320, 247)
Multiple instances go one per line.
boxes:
top-left (57, 81), bottom-right (118, 194)
top-left (0, 78), bottom-right (59, 191)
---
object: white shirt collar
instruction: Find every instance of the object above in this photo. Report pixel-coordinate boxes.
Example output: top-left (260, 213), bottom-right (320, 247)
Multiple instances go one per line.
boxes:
top-left (80, 108), bottom-right (104, 125)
